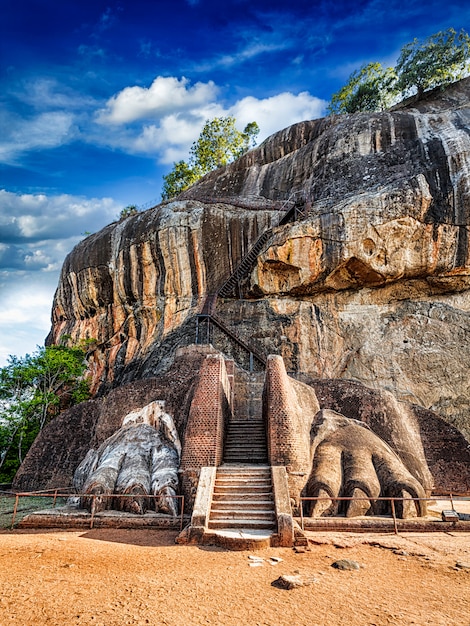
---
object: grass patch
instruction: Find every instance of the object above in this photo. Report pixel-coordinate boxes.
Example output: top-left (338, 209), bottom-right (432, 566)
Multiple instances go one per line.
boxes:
top-left (0, 494), bottom-right (68, 528)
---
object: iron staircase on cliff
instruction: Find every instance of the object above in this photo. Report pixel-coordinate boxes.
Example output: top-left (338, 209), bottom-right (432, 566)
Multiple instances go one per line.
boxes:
top-left (195, 190), bottom-right (309, 369)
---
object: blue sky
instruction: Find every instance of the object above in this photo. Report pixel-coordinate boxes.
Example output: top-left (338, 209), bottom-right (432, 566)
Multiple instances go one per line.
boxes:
top-left (1, 0), bottom-right (470, 365)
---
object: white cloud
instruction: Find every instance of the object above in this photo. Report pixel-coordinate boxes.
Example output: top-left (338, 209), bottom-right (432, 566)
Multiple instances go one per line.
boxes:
top-left (0, 190), bottom-right (120, 243)
top-left (0, 191), bottom-right (123, 363)
top-left (93, 76), bottom-right (327, 163)
top-left (229, 92), bottom-right (327, 142)
top-left (15, 78), bottom-right (98, 111)
top-left (0, 271), bottom-right (57, 365)
top-left (0, 110), bottom-right (76, 164)
top-left (97, 76), bottom-right (219, 124)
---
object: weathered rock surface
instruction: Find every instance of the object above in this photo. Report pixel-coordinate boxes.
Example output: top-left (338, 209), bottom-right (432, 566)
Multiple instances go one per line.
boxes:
top-left (74, 401), bottom-right (181, 516)
top-left (13, 346), bottom-right (211, 490)
top-left (13, 349), bottom-right (470, 495)
top-left (48, 202), bottom-right (276, 392)
top-left (37, 79), bottom-right (470, 483)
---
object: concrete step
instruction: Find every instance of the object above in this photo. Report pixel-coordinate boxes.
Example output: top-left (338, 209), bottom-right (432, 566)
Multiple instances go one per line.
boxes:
top-left (211, 499), bottom-right (274, 509)
top-left (223, 455), bottom-right (268, 460)
top-left (210, 510), bottom-right (275, 521)
top-left (213, 493), bottom-right (273, 502)
top-left (213, 486), bottom-right (272, 496)
top-left (217, 465), bottom-right (270, 470)
top-left (214, 478), bottom-right (272, 487)
top-left (208, 518), bottom-right (276, 530)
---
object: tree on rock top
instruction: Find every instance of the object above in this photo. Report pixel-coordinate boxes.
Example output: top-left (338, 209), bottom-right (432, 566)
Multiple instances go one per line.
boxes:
top-left (396, 28), bottom-right (470, 99)
top-left (161, 116), bottom-right (259, 200)
top-left (329, 28), bottom-right (470, 114)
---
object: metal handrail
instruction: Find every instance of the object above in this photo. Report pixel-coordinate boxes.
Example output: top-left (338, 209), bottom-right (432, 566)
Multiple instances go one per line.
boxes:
top-left (7, 491), bottom-right (185, 531)
top-left (298, 494), bottom-right (470, 534)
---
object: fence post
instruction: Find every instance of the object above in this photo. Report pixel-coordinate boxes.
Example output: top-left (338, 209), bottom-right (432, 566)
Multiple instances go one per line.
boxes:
top-left (11, 494), bottom-right (19, 529)
top-left (180, 496), bottom-right (185, 531)
top-left (90, 495), bottom-right (96, 529)
top-left (390, 499), bottom-right (398, 535)
top-left (450, 493), bottom-right (455, 511)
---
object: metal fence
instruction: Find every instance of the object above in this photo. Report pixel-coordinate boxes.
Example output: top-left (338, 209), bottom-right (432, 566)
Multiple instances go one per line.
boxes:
top-left (299, 493), bottom-right (470, 534)
top-left (0, 489), bottom-right (185, 531)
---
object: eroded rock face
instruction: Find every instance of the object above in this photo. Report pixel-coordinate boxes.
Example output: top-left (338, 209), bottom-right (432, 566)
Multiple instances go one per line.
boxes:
top-left (74, 401), bottom-right (181, 515)
top-left (264, 355), bottom-right (434, 518)
top-left (45, 79), bottom-right (470, 444)
top-left (48, 202), bottom-right (276, 392)
top-left (305, 409), bottom-right (427, 518)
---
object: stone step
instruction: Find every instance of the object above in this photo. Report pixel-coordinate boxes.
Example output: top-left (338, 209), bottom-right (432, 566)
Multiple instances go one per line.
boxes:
top-left (227, 420), bottom-right (265, 425)
top-left (223, 453), bottom-right (268, 459)
top-left (225, 432), bottom-right (266, 437)
top-left (225, 455), bottom-right (266, 464)
top-left (212, 493), bottom-right (273, 502)
top-left (224, 444), bottom-right (267, 450)
top-left (208, 518), bottom-right (276, 530)
top-left (217, 466), bottom-right (271, 473)
top-left (211, 499), bottom-right (274, 509)
top-left (224, 443), bottom-right (267, 448)
top-left (225, 442), bottom-right (267, 447)
top-left (214, 482), bottom-right (272, 491)
top-left (224, 446), bottom-right (267, 459)
top-left (226, 430), bottom-right (266, 441)
top-left (210, 510), bottom-right (275, 521)
top-left (214, 479), bottom-right (271, 487)
top-left (223, 458), bottom-right (269, 464)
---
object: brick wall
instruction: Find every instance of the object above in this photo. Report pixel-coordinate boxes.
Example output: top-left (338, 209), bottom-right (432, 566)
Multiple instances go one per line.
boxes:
top-left (263, 354), bottom-right (320, 502)
top-left (180, 353), bottom-right (233, 508)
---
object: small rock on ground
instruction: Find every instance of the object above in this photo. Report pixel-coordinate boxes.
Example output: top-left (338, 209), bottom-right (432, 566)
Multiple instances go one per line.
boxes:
top-left (272, 574), bottom-right (317, 589)
top-left (331, 559), bottom-right (361, 571)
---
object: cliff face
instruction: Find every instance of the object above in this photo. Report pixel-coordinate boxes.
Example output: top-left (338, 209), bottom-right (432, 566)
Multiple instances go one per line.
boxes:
top-left (48, 202), bottom-right (276, 391)
top-left (48, 79), bottom-right (470, 439)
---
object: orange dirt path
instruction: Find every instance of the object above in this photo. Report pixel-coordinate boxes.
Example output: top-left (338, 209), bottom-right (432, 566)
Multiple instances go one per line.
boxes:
top-left (0, 529), bottom-right (469, 625)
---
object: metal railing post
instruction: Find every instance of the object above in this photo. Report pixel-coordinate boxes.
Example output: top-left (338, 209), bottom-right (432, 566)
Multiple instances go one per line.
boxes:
top-left (390, 499), bottom-right (398, 535)
top-left (11, 494), bottom-right (19, 529)
top-left (90, 495), bottom-right (96, 529)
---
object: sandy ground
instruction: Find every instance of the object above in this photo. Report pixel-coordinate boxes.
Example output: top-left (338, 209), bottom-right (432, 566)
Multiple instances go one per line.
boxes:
top-left (0, 529), bottom-right (469, 626)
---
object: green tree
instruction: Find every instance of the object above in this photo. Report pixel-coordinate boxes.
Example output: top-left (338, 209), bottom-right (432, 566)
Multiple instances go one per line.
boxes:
top-left (396, 28), bottom-right (470, 99)
top-left (161, 160), bottom-right (202, 201)
top-left (328, 62), bottom-right (397, 114)
top-left (161, 116), bottom-right (259, 200)
top-left (0, 341), bottom-right (90, 481)
top-left (119, 205), bottom-right (139, 220)
top-left (328, 28), bottom-right (470, 114)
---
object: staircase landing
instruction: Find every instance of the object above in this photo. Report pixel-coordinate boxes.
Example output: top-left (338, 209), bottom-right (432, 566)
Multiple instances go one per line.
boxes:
top-left (206, 465), bottom-right (276, 549)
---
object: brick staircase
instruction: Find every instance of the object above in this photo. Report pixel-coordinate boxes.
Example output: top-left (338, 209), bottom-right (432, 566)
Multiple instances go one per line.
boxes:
top-left (208, 466), bottom-right (276, 533)
top-left (207, 371), bottom-right (276, 537)
top-left (223, 419), bottom-right (268, 464)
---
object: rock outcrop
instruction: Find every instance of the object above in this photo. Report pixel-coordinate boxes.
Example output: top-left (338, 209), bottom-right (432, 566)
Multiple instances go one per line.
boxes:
top-left (35, 78), bottom-right (470, 491)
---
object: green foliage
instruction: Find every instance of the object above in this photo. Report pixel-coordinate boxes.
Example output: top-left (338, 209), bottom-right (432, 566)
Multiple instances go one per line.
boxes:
top-left (119, 205), bottom-right (139, 220)
top-left (0, 341), bottom-right (91, 482)
top-left (329, 28), bottom-right (470, 114)
top-left (161, 116), bottom-right (259, 200)
top-left (161, 160), bottom-right (202, 201)
top-left (396, 28), bottom-right (470, 98)
top-left (328, 63), bottom-right (397, 114)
